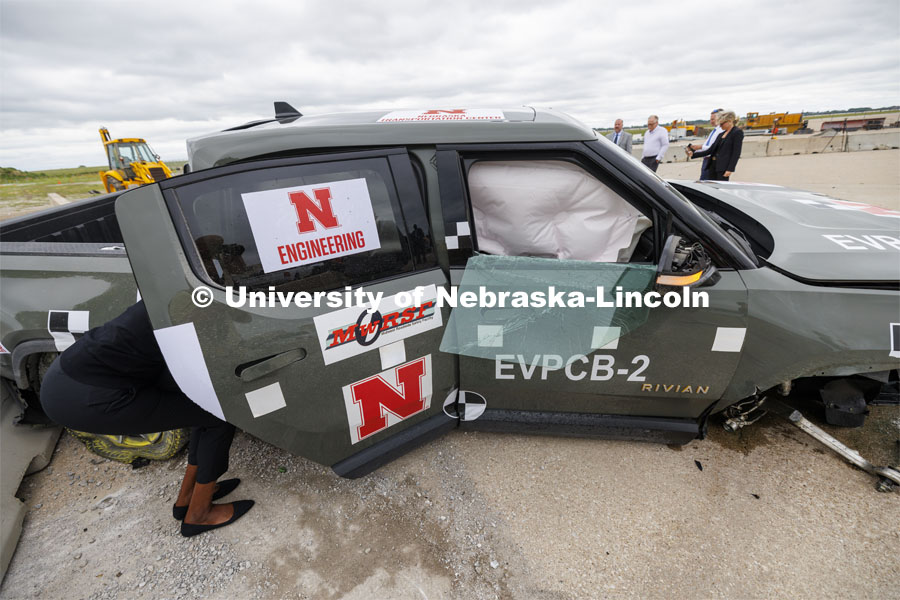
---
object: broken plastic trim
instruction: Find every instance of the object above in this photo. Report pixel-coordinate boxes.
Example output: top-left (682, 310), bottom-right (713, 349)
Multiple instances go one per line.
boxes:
top-left (439, 254), bottom-right (655, 361)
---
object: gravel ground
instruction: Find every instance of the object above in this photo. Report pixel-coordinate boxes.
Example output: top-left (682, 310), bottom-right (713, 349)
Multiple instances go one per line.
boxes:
top-left (2, 406), bottom-right (898, 600)
top-left (2, 150), bottom-right (898, 599)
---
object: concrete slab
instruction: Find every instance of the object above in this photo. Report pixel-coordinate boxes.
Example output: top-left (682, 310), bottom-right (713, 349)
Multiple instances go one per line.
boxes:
top-left (0, 380), bottom-right (61, 583)
top-left (47, 193), bottom-right (70, 206)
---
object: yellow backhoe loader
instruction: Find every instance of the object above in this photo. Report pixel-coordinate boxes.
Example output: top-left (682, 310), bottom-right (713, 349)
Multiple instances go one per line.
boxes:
top-left (98, 127), bottom-right (172, 193)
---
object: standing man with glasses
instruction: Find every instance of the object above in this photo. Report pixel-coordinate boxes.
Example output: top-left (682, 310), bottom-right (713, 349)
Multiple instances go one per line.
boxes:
top-left (640, 115), bottom-right (669, 172)
top-left (605, 119), bottom-right (633, 154)
top-left (687, 109), bottom-right (724, 180)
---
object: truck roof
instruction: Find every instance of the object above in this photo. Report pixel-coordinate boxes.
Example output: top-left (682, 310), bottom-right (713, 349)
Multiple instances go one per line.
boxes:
top-left (186, 107), bottom-right (598, 170)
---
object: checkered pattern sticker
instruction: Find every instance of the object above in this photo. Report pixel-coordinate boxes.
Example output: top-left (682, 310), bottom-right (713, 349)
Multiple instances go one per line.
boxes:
top-left (47, 310), bottom-right (90, 351)
top-left (445, 221), bottom-right (473, 251)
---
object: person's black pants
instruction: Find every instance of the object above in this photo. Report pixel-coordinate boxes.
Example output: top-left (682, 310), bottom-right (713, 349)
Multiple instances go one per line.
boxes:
top-left (640, 156), bottom-right (660, 172)
top-left (40, 359), bottom-right (235, 484)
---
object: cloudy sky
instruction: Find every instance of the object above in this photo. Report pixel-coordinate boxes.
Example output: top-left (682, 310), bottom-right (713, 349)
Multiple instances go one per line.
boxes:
top-left (1, 0), bottom-right (898, 170)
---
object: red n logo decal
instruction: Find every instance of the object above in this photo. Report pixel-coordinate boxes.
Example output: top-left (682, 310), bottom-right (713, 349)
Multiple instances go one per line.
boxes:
top-left (348, 357), bottom-right (429, 442)
top-left (288, 187), bottom-right (340, 234)
top-left (423, 109), bottom-right (465, 115)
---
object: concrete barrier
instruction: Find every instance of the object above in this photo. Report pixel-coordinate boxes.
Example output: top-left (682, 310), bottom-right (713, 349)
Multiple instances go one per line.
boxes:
top-left (740, 139), bottom-right (769, 158)
top-left (630, 143), bottom-right (691, 164)
top-left (766, 136), bottom-right (816, 156)
top-left (0, 381), bottom-right (62, 581)
top-left (847, 130), bottom-right (900, 151)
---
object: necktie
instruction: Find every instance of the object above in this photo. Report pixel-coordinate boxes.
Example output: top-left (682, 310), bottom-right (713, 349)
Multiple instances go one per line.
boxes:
top-left (705, 129), bottom-right (715, 145)
top-left (614, 133), bottom-right (620, 145)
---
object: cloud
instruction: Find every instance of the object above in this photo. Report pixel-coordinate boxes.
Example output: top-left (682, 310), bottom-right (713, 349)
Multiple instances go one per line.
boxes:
top-left (0, 0), bottom-right (897, 169)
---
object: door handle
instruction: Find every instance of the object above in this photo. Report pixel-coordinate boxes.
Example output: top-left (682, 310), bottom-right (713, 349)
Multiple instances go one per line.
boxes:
top-left (235, 348), bottom-right (307, 382)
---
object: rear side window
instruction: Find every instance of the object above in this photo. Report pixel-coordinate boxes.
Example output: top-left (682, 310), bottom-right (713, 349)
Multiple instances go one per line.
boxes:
top-left (168, 157), bottom-right (419, 293)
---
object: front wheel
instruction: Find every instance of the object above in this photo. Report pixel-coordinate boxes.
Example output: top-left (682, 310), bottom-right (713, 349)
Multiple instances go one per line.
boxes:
top-left (106, 176), bottom-right (125, 192)
top-left (67, 428), bottom-right (189, 464)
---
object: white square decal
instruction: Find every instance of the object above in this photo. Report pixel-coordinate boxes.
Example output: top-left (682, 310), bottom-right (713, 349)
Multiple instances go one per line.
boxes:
top-left (379, 341), bottom-right (406, 370)
top-left (245, 382), bottom-right (287, 418)
top-left (591, 326), bottom-right (621, 350)
top-left (711, 327), bottom-right (747, 352)
top-left (477, 325), bottom-right (504, 347)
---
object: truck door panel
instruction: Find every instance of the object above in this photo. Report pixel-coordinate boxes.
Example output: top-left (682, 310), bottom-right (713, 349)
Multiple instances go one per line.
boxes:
top-left (116, 149), bottom-right (456, 475)
top-left (436, 147), bottom-right (749, 433)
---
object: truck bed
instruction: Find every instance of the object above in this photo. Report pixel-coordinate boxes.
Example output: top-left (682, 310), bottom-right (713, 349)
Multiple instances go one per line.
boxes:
top-left (0, 193), bottom-right (123, 244)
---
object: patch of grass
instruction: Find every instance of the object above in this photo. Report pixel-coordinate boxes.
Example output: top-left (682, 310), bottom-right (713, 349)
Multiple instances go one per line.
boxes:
top-left (0, 162), bottom-right (186, 220)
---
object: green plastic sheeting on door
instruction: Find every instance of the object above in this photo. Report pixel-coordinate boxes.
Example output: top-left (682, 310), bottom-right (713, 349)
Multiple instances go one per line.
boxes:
top-left (439, 255), bottom-right (656, 363)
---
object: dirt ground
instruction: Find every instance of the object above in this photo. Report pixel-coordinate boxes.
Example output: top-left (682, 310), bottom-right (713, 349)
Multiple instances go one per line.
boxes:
top-left (2, 150), bottom-right (899, 600)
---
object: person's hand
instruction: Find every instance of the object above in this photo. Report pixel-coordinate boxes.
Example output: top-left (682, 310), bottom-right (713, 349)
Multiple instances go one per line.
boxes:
top-left (724, 171), bottom-right (733, 177)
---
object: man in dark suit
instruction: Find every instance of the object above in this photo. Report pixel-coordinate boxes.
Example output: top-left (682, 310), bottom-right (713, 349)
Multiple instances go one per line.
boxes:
top-left (605, 119), bottom-right (633, 154)
top-left (688, 109), bottom-right (723, 180)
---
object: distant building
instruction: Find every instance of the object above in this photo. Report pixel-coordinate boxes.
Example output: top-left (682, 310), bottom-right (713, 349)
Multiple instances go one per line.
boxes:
top-left (821, 117), bottom-right (885, 131)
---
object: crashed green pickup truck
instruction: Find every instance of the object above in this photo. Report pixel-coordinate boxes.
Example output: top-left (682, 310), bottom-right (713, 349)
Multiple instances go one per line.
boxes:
top-left (1, 105), bottom-right (898, 478)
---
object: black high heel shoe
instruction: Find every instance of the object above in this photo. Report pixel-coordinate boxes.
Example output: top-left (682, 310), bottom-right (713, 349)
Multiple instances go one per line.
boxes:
top-left (180, 500), bottom-right (255, 537)
top-left (172, 478), bottom-right (241, 520)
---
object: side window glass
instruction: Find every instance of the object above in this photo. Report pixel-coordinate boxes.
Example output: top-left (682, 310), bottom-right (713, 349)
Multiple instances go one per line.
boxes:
top-left (467, 160), bottom-right (653, 263)
top-left (168, 157), bottom-right (415, 293)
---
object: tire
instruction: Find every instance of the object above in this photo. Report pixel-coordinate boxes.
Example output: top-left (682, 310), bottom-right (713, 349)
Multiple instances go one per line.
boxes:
top-left (32, 352), bottom-right (189, 464)
top-left (106, 176), bottom-right (125, 192)
top-left (67, 428), bottom-right (189, 464)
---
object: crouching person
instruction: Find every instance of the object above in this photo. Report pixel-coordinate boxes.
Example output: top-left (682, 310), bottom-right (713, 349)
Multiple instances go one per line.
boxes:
top-left (40, 301), bottom-right (254, 537)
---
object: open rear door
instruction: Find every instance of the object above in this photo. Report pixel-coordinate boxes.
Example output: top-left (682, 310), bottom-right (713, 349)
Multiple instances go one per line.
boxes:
top-left (116, 149), bottom-right (457, 477)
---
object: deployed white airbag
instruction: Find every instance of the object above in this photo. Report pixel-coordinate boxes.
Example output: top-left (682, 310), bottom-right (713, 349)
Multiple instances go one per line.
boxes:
top-left (468, 160), bottom-right (651, 262)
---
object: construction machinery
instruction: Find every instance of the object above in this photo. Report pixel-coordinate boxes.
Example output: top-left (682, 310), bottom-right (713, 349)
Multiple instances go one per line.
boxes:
top-left (663, 119), bottom-right (701, 138)
top-left (743, 112), bottom-right (806, 134)
top-left (98, 128), bottom-right (172, 193)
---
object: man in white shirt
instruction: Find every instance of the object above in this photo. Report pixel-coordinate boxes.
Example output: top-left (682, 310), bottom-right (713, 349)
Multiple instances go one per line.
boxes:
top-left (605, 119), bottom-right (633, 153)
top-left (688, 109), bottom-right (723, 180)
top-left (640, 115), bottom-right (669, 172)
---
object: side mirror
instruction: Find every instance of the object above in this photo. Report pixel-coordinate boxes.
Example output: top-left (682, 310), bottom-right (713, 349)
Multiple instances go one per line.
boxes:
top-left (656, 235), bottom-right (720, 290)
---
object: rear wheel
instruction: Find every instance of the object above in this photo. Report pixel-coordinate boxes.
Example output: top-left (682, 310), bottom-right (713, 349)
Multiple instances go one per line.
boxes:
top-left (67, 428), bottom-right (189, 463)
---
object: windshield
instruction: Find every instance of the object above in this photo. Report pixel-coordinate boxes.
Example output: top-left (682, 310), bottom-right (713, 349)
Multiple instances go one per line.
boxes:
top-left (113, 142), bottom-right (157, 163)
top-left (590, 136), bottom-right (725, 234)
